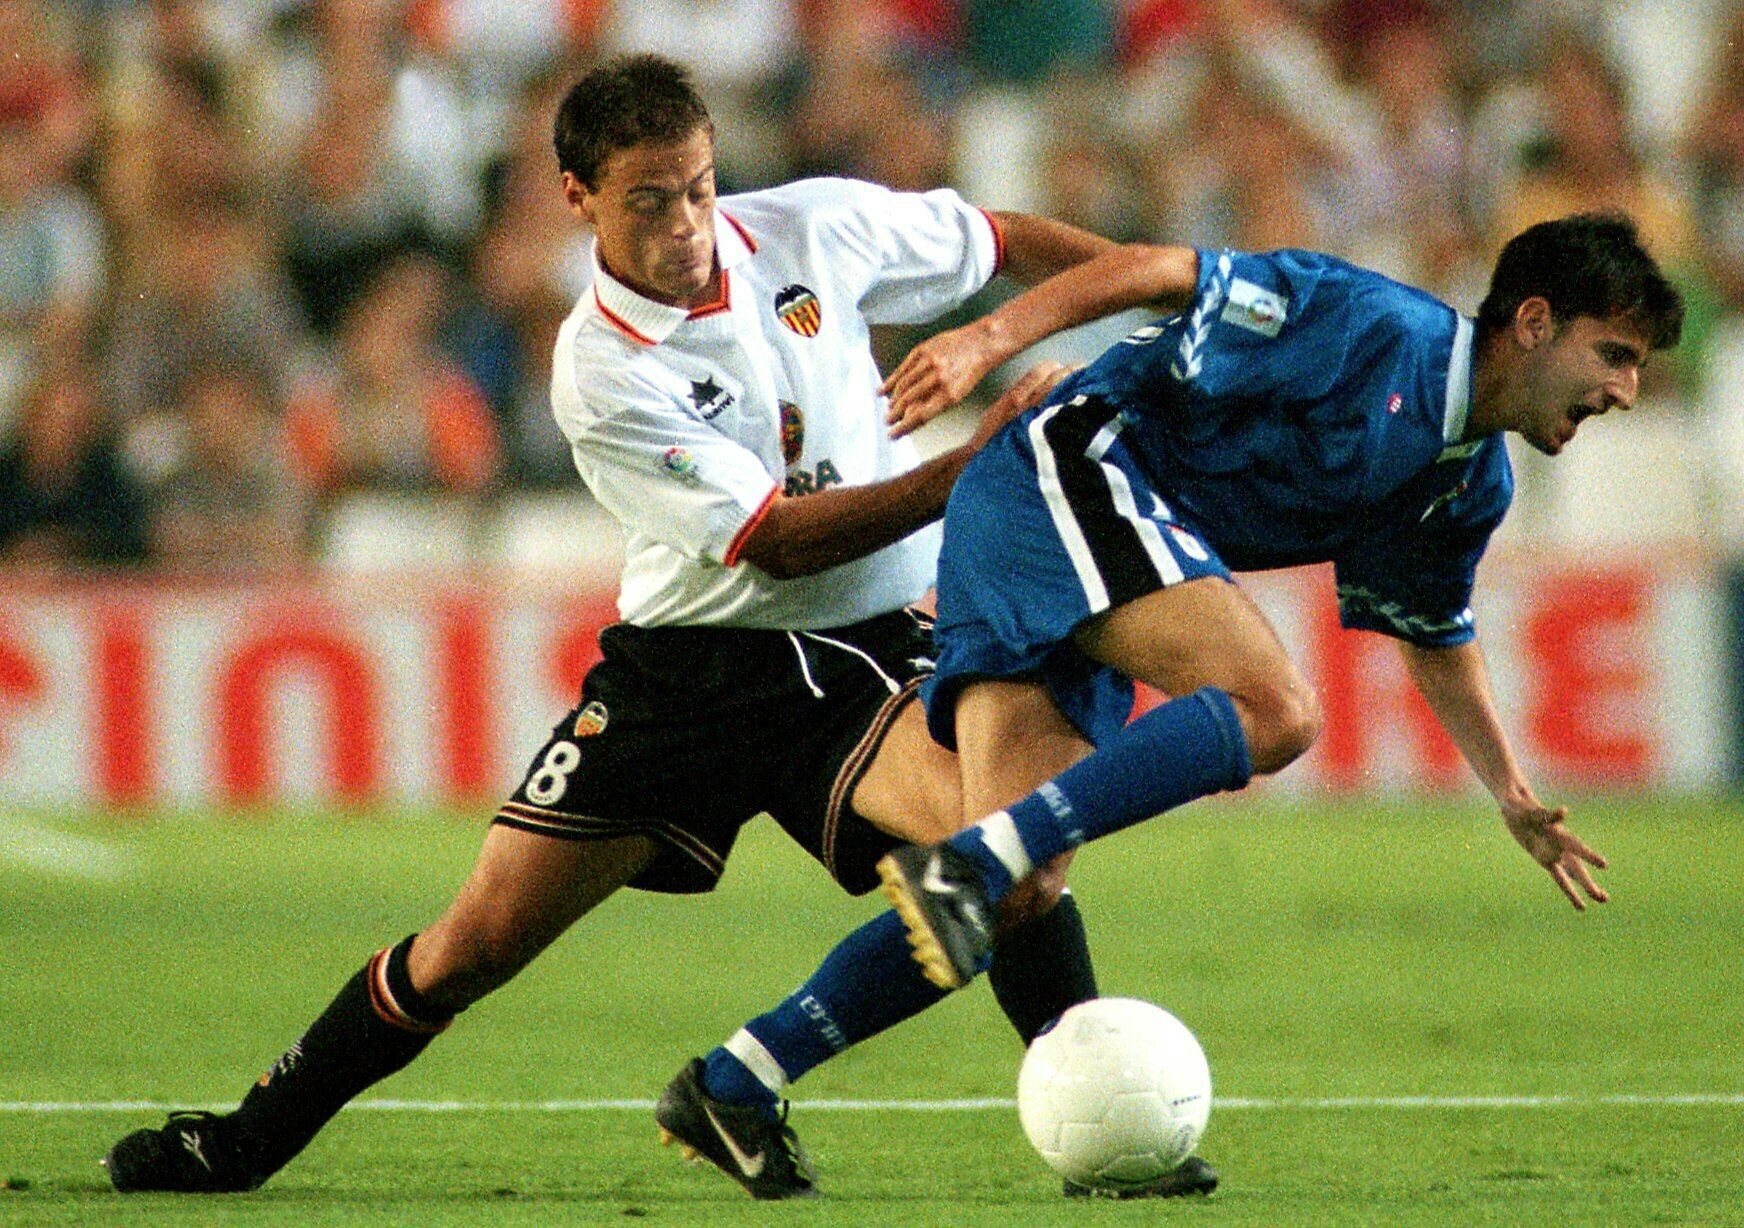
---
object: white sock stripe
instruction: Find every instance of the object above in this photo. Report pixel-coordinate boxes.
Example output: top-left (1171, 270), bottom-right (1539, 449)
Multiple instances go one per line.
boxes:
top-left (978, 811), bottom-right (1035, 883)
top-left (725, 1029), bottom-right (790, 1095)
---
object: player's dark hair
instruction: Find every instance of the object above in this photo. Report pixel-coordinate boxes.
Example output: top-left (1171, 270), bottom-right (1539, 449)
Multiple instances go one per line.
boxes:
top-left (1476, 211), bottom-right (1683, 351)
top-left (553, 55), bottom-right (712, 188)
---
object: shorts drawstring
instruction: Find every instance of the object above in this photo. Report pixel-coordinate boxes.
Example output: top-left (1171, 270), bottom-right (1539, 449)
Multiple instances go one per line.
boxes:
top-left (786, 631), bottom-right (825, 699)
top-left (801, 631), bottom-right (903, 696)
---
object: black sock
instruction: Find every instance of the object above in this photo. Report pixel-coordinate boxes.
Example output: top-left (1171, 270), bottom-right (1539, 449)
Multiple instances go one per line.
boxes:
top-left (231, 934), bottom-right (456, 1177)
top-left (989, 891), bottom-right (1098, 1045)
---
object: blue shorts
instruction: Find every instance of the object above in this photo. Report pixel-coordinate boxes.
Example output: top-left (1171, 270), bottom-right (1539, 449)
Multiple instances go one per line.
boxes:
top-left (922, 393), bottom-right (1232, 750)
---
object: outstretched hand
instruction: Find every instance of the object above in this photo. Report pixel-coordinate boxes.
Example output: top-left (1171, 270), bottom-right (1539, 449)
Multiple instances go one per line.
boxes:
top-left (882, 323), bottom-right (1003, 439)
top-left (1501, 795), bottom-right (1609, 910)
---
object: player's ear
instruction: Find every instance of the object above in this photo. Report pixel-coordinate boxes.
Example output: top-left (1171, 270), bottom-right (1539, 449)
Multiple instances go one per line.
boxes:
top-left (1513, 297), bottom-right (1554, 350)
top-left (562, 172), bottom-right (595, 223)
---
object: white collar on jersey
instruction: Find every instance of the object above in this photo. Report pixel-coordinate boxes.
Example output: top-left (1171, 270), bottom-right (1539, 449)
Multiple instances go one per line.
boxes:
top-left (1442, 314), bottom-right (1476, 445)
top-left (590, 209), bottom-right (757, 347)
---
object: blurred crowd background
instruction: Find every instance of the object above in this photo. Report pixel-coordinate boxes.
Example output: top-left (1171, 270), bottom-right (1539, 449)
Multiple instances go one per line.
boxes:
top-left (2, 0), bottom-right (1742, 577)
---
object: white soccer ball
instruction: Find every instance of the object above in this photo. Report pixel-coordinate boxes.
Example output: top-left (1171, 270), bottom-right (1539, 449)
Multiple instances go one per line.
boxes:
top-left (1016, 997), bottom-right (1212, 1190)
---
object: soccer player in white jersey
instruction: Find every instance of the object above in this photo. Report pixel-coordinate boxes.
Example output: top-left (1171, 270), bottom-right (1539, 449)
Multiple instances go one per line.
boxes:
top-left (103, 54), bottom-right (1194, 1201)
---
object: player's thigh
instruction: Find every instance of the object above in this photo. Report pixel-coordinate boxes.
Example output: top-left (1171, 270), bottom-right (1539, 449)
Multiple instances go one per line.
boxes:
top-left (1072, 575), bottom-right (1308, 708)
top-left (852, 681), bottom-right (1095, 843)
top-left (952, 677), bottom-right (1094, 822)
top-left (850, 697), bottom-right (963, 844)
top-left (950, 677), bottom-right (1088, 927)
top-left (411, 824), bottom-right (658, 1005)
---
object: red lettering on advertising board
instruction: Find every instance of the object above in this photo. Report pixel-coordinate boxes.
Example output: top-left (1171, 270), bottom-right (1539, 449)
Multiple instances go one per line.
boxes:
top-left (0, 621), bottom-right (45, 765)
top-left (1524, 570), bottom-right (1650, 781)
top-left (548, 598), bottom-right (617, 703)
top-left (216, 622), bottom-right (382, 803)
top-left (437, 597), bottom-right (493, 800)
top-left (95, 606), bottom-right (153, 804)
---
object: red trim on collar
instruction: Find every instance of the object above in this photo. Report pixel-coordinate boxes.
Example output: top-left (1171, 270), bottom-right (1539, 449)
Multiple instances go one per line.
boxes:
top-left (977, 207), bottom-right (1006, 276)
top-left (722, 210), bottom-right (757, 253)
top-left (593, 212), bottom-right (752, 337)
top-left (593, 290), bottom-right (659, 346)
top-left (687, 269), bottom-right (732, 319)
top-left (723, 484), bottom-right (780, 567)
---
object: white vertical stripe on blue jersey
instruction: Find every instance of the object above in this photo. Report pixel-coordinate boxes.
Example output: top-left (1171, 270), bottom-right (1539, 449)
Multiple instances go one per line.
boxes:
top-left (1030, 403), bottom-right (1111, 613)
top-left (1443, 315), bottom-right (1476, 445)
top-left (1085, 416), bottom-right (1185, 587)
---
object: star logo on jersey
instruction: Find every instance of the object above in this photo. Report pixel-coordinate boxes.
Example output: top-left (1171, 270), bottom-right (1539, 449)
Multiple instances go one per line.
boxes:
top-left (689, 375), bottom-right (734, 420)
top-left (779, 400), bottom-right (805, 466)
top-left (774, 284), bottom-right (822, 337)
top-left (573, 701), bottom-right (609, 738)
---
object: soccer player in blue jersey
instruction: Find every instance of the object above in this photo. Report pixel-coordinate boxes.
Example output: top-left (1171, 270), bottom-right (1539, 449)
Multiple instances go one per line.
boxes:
top-left (872, 211), bottom-right (1682, 988)
top-left (684, 214), bottom-right (1679, 1192)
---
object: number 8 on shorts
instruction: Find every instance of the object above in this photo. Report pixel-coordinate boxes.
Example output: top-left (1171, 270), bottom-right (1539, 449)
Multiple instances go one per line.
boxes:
top-left (525, 741), bottom-right (582, 805)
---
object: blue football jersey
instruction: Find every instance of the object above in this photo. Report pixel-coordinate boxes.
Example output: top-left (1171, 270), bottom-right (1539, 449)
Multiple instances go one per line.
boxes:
top-left (1049, 248), bottom-right (1511, 645)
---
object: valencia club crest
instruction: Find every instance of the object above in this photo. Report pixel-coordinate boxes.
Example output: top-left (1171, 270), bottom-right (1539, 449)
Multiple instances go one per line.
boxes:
top-left (774, 284), bottom-right (822, 337)
top-left (779, 401), bottom-right (804, 465)
top-left (573, 700), bottom-right (609, 738)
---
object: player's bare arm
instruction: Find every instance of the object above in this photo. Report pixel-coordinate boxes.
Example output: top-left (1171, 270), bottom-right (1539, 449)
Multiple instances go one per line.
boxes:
top-left (884, 243), bottom-right (1201, 437)
top-left (1397, 637), bottom-right (1610, 910)
top-left (990, 210), bottom-right (1120, 283)
top-left (875, 209), bottom-right (1116, 435)
top-left (735, 362), bottom-right (1071, 579)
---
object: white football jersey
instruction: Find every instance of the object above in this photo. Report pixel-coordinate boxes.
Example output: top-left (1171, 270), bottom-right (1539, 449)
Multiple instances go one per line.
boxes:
top-left (551, 177), bottom-right (1002, 629)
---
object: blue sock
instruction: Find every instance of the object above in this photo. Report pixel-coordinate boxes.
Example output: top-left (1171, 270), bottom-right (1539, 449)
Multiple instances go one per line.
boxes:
top-left (950, 687), bottom-right (1252, 904)
top-left (701, 910), bottom-right (949, 1117)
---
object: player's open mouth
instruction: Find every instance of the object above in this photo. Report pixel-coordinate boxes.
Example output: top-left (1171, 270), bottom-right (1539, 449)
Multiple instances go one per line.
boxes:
top-left (1564, 403), bottom-right (1601, 438)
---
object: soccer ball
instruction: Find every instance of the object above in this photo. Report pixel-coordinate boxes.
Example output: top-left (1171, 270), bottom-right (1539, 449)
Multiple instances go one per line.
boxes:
top-left (1016, 997), bottom-right (1212, 1190)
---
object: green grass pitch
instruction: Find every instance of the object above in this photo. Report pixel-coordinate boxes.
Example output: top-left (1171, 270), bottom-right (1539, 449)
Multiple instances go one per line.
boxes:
top-left (4, 795), bottom-right (1742, 1225)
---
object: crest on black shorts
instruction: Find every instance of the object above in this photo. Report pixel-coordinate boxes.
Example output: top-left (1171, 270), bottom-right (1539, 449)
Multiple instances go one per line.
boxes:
top-left (573, 700), bottom-right (609, 738)
top-left (779, 401), bottom-right (804, 465)
top-left (774, 284), bottom-right (822, 337)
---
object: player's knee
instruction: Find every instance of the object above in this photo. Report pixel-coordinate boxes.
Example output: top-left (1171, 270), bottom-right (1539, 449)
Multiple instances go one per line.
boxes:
top-left (1237, 680), bottom-right (1322, 775)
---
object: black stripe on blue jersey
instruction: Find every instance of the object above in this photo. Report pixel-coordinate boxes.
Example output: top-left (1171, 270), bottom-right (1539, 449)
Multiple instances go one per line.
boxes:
top-left (1040, 396), bottom-right (1169, 611)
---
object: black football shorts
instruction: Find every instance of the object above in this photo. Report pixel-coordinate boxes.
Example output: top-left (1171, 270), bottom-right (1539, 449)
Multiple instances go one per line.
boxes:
top-left (492, 607), bottom-right (935, 894)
